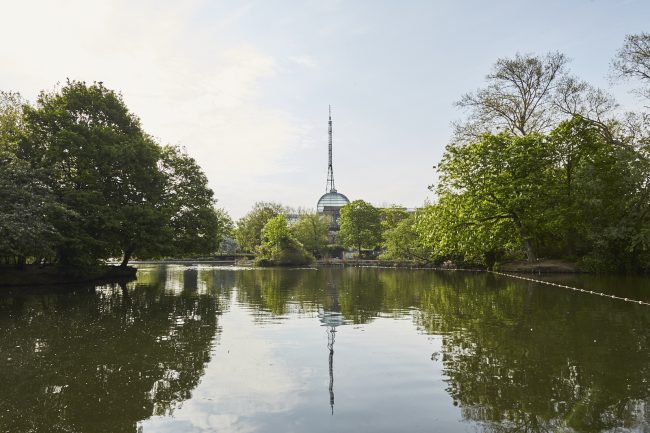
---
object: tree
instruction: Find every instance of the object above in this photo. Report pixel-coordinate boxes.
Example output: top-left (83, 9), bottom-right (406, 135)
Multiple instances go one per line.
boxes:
top-left (290, 212), bottom-right (330, 257)
top-left (214, 208), bottom-right (235, 252)
top-left (0, 91), bottom-right (25, 153)
top-left (612, 32), bottom-right (650, 100)
top-left (0, 151), bottom-right (67, 266)
top-left (338, 200), bottom-right (381, 255)
top-left (14, 81), bottom-right (224, 268)
top-left (159, 145), bottom-right (224, 260)
top-left (379, 205), bottom-right (409, 235)
top-left (455, 52), bottom-right (570, 140)
top-left (381, 213), bottom-right (432, 262)
top-left (235, 202), bottom-right (285, 252)
top-left (428, 114), bottom-right (650, 270)
top-left (256, 214), bottom-right (313, 266)
top-left (379, 206), bottom-right (425, 261)
top-left (0, 93), bottom-right (66, 266)
top-left (435, 133), bottom-right (557, 262)
top-left (18, 81), bottom-right (170, 268)
top-left (553, 118), bottom-right (650, 271)
top-left (415, 196), bottom-right (516, 267)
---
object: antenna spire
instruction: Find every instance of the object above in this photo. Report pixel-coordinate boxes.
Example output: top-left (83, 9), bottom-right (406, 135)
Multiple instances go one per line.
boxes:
top-left (326, 105), bottom-right (336, 193)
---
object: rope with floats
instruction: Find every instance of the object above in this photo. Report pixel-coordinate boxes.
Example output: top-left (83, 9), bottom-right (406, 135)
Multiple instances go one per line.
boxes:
top-left (490, 270), bottom-right (650, 306)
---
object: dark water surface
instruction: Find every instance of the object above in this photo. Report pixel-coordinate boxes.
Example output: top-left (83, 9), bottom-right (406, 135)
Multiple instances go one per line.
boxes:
top-left (1, 265), bottom-right (650, 433)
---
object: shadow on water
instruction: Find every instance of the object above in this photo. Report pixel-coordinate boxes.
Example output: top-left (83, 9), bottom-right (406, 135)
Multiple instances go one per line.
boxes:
top-left (1, 265), bottom-right (649, 432)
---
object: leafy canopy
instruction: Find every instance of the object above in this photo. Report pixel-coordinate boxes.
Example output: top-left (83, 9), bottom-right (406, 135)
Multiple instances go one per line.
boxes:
top-left (338, 200), bottom-right (381, 253)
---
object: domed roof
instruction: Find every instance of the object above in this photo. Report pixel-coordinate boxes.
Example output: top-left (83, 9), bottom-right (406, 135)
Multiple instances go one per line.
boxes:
top-left (317, 190), bottom-right (350, 212)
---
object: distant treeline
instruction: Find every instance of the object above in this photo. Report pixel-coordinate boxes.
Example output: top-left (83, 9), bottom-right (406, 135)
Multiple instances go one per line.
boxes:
top-left (0, 81), bottom-right (232, 271)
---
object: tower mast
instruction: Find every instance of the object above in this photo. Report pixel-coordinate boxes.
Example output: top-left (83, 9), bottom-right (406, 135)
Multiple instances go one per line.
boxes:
top-left (326, 105), bottom-right (336, 193)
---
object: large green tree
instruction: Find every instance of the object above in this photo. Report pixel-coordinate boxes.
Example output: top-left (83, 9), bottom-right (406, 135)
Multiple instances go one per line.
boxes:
top-left (551, 117), bottom-right (650, 270)
top-left (435, 133), bottom-right (556, 262)
top-left (8, 81), bottom-right (224, 269)
top-left (18, 81), bottom-right (168, 267)
top-left (422, 115), bottom-right (650, 270)
top-left (338, 200), bottom-right (381, 254)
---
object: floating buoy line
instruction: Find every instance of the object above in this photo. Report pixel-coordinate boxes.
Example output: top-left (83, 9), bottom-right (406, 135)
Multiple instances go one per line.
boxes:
top-left (490, 270), bottom-right (650, 306)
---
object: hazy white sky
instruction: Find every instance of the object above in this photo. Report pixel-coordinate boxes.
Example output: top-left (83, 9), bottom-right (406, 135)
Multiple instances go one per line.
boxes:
top-left (2, 0), bottom-right (648, 218)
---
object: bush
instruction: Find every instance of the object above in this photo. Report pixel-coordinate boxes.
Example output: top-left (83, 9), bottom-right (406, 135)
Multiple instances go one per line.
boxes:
top-left (255, 215), bottom-right (314, 266)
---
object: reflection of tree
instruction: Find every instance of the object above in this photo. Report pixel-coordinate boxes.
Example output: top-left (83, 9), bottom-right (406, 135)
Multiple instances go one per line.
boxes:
top-left (234, 269), bottom-right (327, 317)
top-left (415, 275), bottom-right (650, 433)
top-left (0, 269), bottom-right (219, 433)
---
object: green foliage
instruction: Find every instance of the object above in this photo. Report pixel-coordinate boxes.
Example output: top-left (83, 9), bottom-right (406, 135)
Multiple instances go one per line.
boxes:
top-left (160, 145), bottom-right (225, 258)
top-left (256, 214), bottom-right (313, 266)
top-left (379, 206), bottom-right (409, 234)
top-left (261, 214), bottom-right (292, 245)
top-left (1, 81), bottom-right (226, 269)
top-left (17, 81), bottom-right (166, 266)
top-left (0, 151), bottom-right (67, 261)
top-left (435, 132), bottom-right (556, 262)
top-left (235, 202), bottom-right (285, 252)
top-left (378, 206), bottom-right (432, 262)
top-left (338, 200), bottom-right (381, 254)
top-left (380, 213), bottom-right (431, 262)
top-left (420, 42), bottom-right (650, 271)
top-left (415, 115), bottom-right (650, 271)
top-left (0, 92), bottom-right (24, 153)
top-left (290, 212), bottom-right (330, 257)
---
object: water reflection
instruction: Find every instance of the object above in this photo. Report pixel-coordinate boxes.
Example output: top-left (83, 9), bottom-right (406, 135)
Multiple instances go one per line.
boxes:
top-left (0, 266), bottom-right (220, 433)
top-left (0, 266), bottom-right (648, 433)
top-left (415, 273), bottom-right (650, 433)
top-left (318, 271), bottom-right (345, 415)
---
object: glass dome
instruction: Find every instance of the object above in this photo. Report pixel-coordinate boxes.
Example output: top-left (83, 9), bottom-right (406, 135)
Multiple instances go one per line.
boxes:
top-left (317, 190), bottom-right (350, 213)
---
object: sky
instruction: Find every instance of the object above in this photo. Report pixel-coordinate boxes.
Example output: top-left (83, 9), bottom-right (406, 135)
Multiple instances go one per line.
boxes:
top-left (2, 0), bottom-right (649, 218)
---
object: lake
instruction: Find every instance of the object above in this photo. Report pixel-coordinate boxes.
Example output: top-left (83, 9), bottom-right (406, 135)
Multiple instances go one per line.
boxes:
top-left (1, 265), bottom-right (649, 433)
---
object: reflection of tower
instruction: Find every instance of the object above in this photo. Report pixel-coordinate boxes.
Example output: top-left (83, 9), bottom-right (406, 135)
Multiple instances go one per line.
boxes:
top-left (327, 324), bottom-right (335, 415)
top-left (318, 272), bottom-right (345, 415)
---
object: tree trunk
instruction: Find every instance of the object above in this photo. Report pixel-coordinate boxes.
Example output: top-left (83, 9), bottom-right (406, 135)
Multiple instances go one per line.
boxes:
top-left (120, 249), bottom-right (133, 268)
top-left (522, 238), bottom-right (537, 263)
top-left (511, 213), bottom-right (537, 263)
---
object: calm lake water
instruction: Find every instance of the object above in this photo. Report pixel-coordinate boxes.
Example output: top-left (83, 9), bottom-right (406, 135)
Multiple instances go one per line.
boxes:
top-left (1, 265), bottom-right (650, 433)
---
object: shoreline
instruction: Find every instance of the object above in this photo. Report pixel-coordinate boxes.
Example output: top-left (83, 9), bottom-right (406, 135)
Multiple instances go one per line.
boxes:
top-left (0, 265), bottom-right (138, 288)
